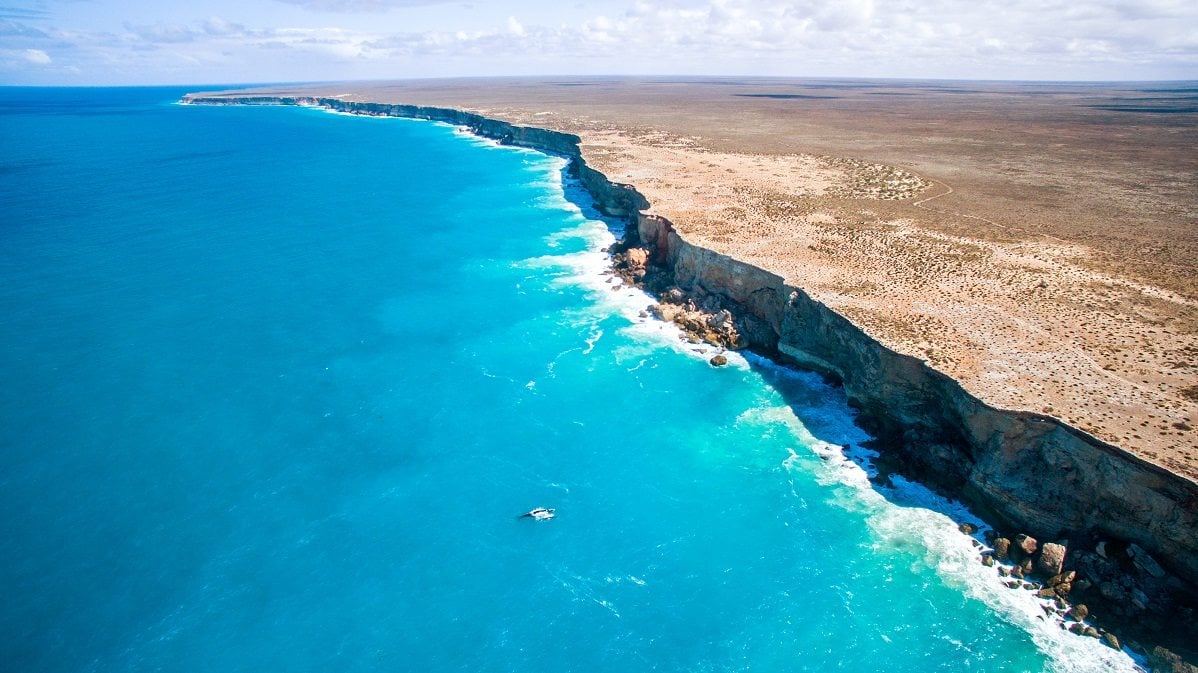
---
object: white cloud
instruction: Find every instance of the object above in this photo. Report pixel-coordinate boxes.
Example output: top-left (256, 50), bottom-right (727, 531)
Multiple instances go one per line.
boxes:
top-left (2, 0), bottom-right (1196, 84)
top-left (271, 0), bottom-right (458, 11)
top-left (506, 16), bottom-right (525, 37)
top-left (203, 17), bottom-right (246, 37)
top-left (22, 48), bottom-right (50, 64)
top-left (123, 21), bottom-right (196, 44)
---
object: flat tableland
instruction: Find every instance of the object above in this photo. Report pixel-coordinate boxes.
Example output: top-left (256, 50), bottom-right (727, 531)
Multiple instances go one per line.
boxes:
top-left (196, 77), bottom-right (1198, 479)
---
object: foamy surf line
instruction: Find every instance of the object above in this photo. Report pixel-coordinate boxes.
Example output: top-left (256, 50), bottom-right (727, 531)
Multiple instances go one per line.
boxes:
top-left (519, 182), bottom-right (1137, 672)
top-left (743, 352), bottom-right (1145, 671)
top-left (767, 396), bottom-right (1141, 672)
top-left (312, 102), bottom-right (1134, 672)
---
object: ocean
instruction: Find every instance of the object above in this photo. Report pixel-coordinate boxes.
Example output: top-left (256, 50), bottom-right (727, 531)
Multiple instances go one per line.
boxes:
top-left (0, 87), bottom-right (1135, 672)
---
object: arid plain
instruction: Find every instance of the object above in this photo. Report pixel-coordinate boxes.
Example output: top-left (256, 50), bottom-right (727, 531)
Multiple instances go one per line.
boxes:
top-left (200, 77), bottom-right (1198, 479)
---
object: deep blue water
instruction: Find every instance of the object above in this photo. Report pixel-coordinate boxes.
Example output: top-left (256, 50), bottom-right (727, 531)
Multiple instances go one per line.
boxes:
top-left (0, 88), bottom-right (1133, 672)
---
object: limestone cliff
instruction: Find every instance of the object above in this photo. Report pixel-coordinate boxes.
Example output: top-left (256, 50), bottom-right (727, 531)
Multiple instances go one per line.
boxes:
top-left (183, 94), bottom-right (1198, 622)
top-left (640, 214), bottom-right (1198, 588)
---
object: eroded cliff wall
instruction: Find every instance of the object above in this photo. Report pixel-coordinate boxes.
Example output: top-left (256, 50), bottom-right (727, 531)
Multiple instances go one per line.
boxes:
top-left (184, 94), bottom-right (1198, 594)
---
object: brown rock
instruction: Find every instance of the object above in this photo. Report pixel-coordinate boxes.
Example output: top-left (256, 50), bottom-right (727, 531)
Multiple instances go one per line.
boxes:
top-left (1048, 570), bottom-right (1077, 587)
top-left (1019, 558), bottom-right (1034, 575)
top-left (1011, 565), bottom-right (1024, 579)
top-left (1069, 623), bottom-right (1086, 635)
top-left (1067, 604), bottom-right (1090, 621)
top-left (992, 537), bottom-right (1011, 560)
top-left (709, 354), bottom-right (728, 367)
top-left (1036, 587), bottom-right (1058, 598)
top-left (1053, 582), bottom-right (1072, 597)
top-left (959, 522), bottom-right (978, 535)
top-left (1149, 646), bottom-right (1198, 673)
top-left (1101, 632), bottom-right (1121, 650)
top-left (650, 303), bottom-right (679, 322)
top-left (998, 566), bottom-right (1010, 577)
top-left (981, 555), bottom-right (995, 567)
top-left (1015, 534), bottom-right (1038, 557)
top-left (1037, 542), bottom-right (1067, 577)
top-left (626, 247), bottom-right (649, 268)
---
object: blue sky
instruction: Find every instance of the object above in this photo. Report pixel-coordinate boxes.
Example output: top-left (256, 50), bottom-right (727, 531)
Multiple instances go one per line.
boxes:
top-left (2, 0), bottom-right (1196, 85)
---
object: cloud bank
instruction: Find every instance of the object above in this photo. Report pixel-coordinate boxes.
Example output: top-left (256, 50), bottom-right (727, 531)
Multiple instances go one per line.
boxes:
top-left (271, 0), bottom-right (459, 11)
top-left (1, 0), bottom-right (1195, 84)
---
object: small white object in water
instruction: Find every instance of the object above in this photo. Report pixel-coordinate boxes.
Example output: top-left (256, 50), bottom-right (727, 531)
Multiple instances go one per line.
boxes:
top-left (522, 507), bottom-right (555, 520)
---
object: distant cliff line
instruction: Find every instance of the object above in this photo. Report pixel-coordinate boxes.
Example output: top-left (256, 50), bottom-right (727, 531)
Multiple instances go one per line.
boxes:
top-left (182, 93), bottom-right (1198, 620)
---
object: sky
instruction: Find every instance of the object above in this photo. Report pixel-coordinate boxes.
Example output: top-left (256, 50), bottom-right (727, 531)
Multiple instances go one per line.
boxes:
top-left (1, 0), bottom-right (1196, 85)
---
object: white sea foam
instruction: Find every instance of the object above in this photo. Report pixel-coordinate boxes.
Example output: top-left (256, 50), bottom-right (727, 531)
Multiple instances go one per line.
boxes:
top-left (534, 223), bottom-right (1137, 672)
top-left (478, 121), bottom-right (1140, 672)
top-left (763, 397), bottom-right (1141, 672)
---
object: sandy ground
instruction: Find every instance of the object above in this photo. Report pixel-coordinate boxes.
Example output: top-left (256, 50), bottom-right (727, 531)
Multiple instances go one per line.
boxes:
top-left (191, 78), bottom-right (1198, 479)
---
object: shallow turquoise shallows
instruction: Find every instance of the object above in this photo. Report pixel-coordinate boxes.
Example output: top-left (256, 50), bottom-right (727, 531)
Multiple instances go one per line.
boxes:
top-left (0, 88), bottom-right (1133, 673)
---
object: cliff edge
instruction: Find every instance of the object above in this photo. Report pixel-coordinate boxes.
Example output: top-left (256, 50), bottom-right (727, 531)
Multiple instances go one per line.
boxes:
top-left (183, 92), bottom-right (1198, 657)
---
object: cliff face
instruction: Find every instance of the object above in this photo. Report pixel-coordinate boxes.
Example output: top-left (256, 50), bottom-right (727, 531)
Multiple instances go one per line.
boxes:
top-left (643, 211), bottom-right (1198, 584)
top-left (184, 94), bottom-right (1198, 592)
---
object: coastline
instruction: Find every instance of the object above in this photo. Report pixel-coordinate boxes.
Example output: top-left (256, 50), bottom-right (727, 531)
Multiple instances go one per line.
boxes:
top-left (181, 93), bottom-right (1198, 662)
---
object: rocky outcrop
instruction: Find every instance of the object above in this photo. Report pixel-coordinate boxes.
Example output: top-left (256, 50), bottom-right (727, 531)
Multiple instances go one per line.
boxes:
top-left (1038, 542), bottom-right (1067, 577)
top-left (1151, 647), bottom-right (1198, 673)
top-left (183, 93), bottom-right (1198, 657)
top-left (634, 207), bottom-right (1197, 567)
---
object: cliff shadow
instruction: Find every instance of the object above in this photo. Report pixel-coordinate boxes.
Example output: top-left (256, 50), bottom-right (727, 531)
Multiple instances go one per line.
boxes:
top-left (557, 162), bottom-right (635, 241)
top-left (743, 352), bottom-right (990, 532)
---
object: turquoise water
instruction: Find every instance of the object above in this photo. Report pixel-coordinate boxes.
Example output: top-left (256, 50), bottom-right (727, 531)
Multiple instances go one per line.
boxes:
top-left (0, 88), bottom-right (1133, 672)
